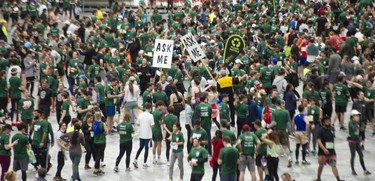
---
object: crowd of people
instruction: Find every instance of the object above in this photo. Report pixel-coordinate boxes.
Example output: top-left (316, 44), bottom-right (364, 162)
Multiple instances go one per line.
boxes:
top-left (0, 0), bottom-right (374, 181)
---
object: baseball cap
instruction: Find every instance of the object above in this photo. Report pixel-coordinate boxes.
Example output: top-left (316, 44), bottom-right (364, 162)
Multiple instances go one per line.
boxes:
top-left (351, 109), bottom-right (361, 116)
top-left (235, 59), bottom-right (243, 64)
top-left (242, 124), bottom-right (250, 132)
top-left (167, 76), bottom-right (173, 82)
top-left (79, 74), bottom-right (87, 79)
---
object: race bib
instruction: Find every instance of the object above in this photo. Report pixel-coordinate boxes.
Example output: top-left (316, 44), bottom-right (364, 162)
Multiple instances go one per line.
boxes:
top-left (326, 142), bottom-right (334, 149)
top-left (307, 115), bottom-right (314, 122)
top-left (172, 144), bottom-right (178, 150)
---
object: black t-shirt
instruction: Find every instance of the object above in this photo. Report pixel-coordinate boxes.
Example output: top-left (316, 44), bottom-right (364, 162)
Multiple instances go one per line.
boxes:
top-left (38, 88), bottom-right (53, 106)
top-left (317, 126), bottom-right (336, 156)
top-left (316, 17), bottom-right (328, 31)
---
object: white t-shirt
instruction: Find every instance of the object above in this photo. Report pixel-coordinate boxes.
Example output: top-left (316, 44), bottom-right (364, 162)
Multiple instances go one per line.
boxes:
top-left (138, 111), bottom-right (154, 139)
top-left (124, 84), bottom-right (140, 102)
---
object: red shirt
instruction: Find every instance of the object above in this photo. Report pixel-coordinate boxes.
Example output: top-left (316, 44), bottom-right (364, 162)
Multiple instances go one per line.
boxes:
top-left (210, 138), bottom-right (224, 165)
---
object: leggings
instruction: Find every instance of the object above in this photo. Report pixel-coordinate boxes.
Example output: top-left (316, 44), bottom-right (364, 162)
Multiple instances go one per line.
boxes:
top-left (0, 155), bottom-right (10, 181)
top-left (295, 143), bottom-right (308, 161)
top-left (169, 152), bottom-right (184, 179)
top-left (55, 151), bottom-right (65, 177)
top-left (267, 156), bottom-right (279, 181)
top-left (115, 140), bottom-right (132, 168)
top-left (135, 139), bottom-right (150, 163)
top-left (185, 124), bottom-right (192, 153)
top-left (237, 117), bottom-right (246, 138)
top-left (26, 77), bottom-right (35, 96)
top-left (84, 141), bottom-right (94, 165)
top-left (212, 160), bottom-right (221, 181)
top-left (349, 141), bottom-right (367, 172)
top-left (165, 137), bottom-right (171, 161)
top-left (94, 143), bottom-right (106, 169)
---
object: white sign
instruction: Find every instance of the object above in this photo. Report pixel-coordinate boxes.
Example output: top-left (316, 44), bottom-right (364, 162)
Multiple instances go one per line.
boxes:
top-left (152, 39), bottom-right (174, 69)
top-left (181, 33), bottom-right (206, 62)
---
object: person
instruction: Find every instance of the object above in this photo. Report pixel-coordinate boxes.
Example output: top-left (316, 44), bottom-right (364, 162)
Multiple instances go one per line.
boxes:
top-left (18, 90), bottom-right (34, 133)
top-left (333, 75), bottom-right (349, 130)
top-left (114, 112), bottom-right (134, 172)
top-left (210, 130), bottom-right (223, 181)
top-left (169, 85), bottom-right (185, 121)
top-left (188, 138), bottom-right (209, 181)
top-left (0, 70), bottom-right (8, 124)
top-left (8, 68), bottom-right (22, 125)
top-left (168, 122), bottom-right (184, 181)
top-left (30, 111), bottom-right (49, 170)
top-left (185, 96), bottom-right (193, 153)
top-left (281, 173), bottom-right (294, 181)
top-left (306, 98), bottom-right (322, 155)
top-left (106, 78), bottom-right (124, 133)
top-left (92, 111), bottom-right (108, 176)
top-left (11, 123), bottom-right (30, 181)
top-left (347, 110), bottom-right (371, 176)
top-left (254, 120), bottom-right (268, 181)
top-left (37, 79), bottom-right (54, 118)
top-left (60, 124), bottom-right (85, 181)
top-left (219, 93), bottom-right (230, 122)
top-left (3, 171), bottom-right (15, 181)
top-left (261, 130), bottom-right (280, 181)
top-left (0, 124), bottom-right (17, 181)
top-left (59, 92), bottom-right (71, 126)
top-left (163, 106), bottom-right (178, 162)
top-left (294, 105), bottom-right (310, 165)
top-left (314, 117), bottom-right (344, 181)
top-left (218, 136), bottom-right (239, 181)
top-left (152, 101), bottom-right (164, 164)
top-left (235, 94), bottom-right (249, 137)
top-left (133, 103), bottom-right (154, 169)
top-left (195, 93), bottom-right (212, 154)
top-left (54, 122), bottom-right (68, 181)
top-left (124, 76), bottom-right (140, 125)
top-left (237, 124), bottom-right (260, 181)
top-left (81, 113), bottom-right (94, 170)
top-left (351, 91), bottom-right (367, 149)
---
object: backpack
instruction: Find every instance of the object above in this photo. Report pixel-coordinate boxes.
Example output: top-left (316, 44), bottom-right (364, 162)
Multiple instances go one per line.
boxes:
top-left (93, 121), bottom-right (103, 135)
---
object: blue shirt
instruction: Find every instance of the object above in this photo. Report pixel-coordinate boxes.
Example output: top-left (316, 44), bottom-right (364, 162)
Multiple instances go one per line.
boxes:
top-left (294, 114), bottom-right (306, 131)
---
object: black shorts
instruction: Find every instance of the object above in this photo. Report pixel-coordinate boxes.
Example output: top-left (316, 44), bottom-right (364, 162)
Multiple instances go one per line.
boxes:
top-left (335, 105), bottom-right (347, 113)
top-left (255, 154), bottom-right (265, 167)
top-left (39, 105), bottom-right (51, 117)
top-left (152, 134), bottom-right (163, 141)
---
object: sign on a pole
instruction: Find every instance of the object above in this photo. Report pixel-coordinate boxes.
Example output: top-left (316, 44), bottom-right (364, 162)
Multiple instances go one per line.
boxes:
top-left (181, 33), bottom-right (206, 62)
top-left (152, 39), bottom-right (174, 69)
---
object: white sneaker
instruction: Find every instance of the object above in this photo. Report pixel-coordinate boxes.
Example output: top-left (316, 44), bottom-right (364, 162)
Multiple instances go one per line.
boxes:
top-left (143, 163), bottom-right (149, 168)
top-left (153, 159), bottom-right (157, 164)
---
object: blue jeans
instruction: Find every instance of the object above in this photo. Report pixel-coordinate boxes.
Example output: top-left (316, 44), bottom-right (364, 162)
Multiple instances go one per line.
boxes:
top-left (135, 139), bottom-right (150, 163)
top-left (220, 174), bottom-right (237, 181)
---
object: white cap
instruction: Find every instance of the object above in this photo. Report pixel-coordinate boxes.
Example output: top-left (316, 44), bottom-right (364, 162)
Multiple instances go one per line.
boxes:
top-left (235, 59), bottom-right (243, 64)
top-left (351, 56), bottom-right (359, 61)
top-left (351, 109), bottom-right (361, 116)
top-left (129, 76), bottom-right (136, 81)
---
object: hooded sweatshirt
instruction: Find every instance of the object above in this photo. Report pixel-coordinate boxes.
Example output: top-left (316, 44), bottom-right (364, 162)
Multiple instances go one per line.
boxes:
top-left (272, 75), bottom-right (287, 96)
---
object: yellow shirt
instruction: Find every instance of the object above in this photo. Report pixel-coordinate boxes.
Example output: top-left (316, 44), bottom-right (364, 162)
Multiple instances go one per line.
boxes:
top-left (96, 10), bottom-right (104, 20)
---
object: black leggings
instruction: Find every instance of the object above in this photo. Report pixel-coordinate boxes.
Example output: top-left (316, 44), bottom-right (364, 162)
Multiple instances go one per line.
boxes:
top-left (135, 139), bottom-right (150, 163)
top-left (237, 117), bottom-right (246, 138)
top-left (94, 143), bottom-right (106, 169)
top-left (55, 151), bottom-right (65, 177)
top-left (185, 124), bottom-right (192, 153)
top-left (85, 141), bottom-right (94, 165)
top-left (165, 136), bottom-right (171, 161)
top-left (349, 142), bottom-right (367, 172)
top-left (115, 140), bottom-right (132, 168)
top-left (295, 143), bottom-right (308, 161)
top-left (212, 160), bottom-right (221, 181)
top-left (267, 157), bottom-right (279, 181)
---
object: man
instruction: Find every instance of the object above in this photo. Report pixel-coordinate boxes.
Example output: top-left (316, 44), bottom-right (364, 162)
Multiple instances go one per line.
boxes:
top-left (30, 111), bottom-right (49, 169)
top-left (95, 76), bottom-right (106, 120)
top-left (77, 89), bottom-right (94, 120)
top-left (188, 138), bottom-right (208, 181)
top-left (218, 136), bottom-right (240, 181)
top-left (190, 121), bottom-right (208, 147)
top-left (106, 78), bottom-right (123, 133)
top-left (294, 105), bottom-right (311, 164)
top-left (133, 103), bottom-right (154, 169)
top-left (219, 93), bottom-right (230, 122)
top-left (314, 117), bottom-right (344, 181)
top-left (237, 124), bottom-right (260, 181)
top-left (220, 120), bottom-right (236, 145)
top-left (307, 98), bottom-right (322, 155)
top-left (254, 120), bottom-right (268, 181)
top-left (333, 75), bottom-right (349, 130)
top-left (194, 93), bottom-right (212, 154)
top-left (217, 70), bottom-right (247, 127)
top-left (37, 79), bottom-right (54, 118)
top-left (152, 101), bottom-right (164, 165)
top-left (272, 100), bottom-right (292, 167)
top-left (12, 123), bottom-right (30, 181)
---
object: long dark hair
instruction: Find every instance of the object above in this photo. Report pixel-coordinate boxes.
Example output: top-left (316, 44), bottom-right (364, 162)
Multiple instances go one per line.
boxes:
top-left (71, 124), bottom-right (81, 145)
top-left (213, 130), bottom-right (222, 144)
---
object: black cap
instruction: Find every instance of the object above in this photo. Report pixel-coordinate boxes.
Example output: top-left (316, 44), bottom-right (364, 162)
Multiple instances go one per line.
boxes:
top-left (3, 124), bottom-right (13, 131)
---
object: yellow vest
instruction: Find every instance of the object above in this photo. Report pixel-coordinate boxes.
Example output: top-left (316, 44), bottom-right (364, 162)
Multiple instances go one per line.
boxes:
top-left (217, 76), bottom-right (233, 89)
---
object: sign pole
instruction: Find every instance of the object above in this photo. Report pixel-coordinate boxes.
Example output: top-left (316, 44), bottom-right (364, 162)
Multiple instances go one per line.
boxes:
top-left (201, 60), bottom-right (215, 80)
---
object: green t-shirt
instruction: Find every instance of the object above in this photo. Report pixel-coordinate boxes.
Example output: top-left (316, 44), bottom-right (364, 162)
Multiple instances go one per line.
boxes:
top-left (0, 133), bottom-right (10, 156)
top-left (117, 122), bottom-right (134, 143)
top-left (0, 78), bottom-right (8, 98)
top-left (9, 76), bottom-right (22, 99)
top-left (235, 103), bottom-right (248, 119)
top-left (153, 91), bottom-right (168, 106)
top-left (254, 128), bottom-right (267, 155)
top-left (19, 98), bottom-right (34, 120)
top-left (239, 132), bottom-right (259, 155)
top-left (348, 119), bottom-right (360, 141)
top-left (79, 98), bottom-right (90, 118)
top-left (222, 129), bottom-right (236, 144)
top-left (62, 100), bottom-right (70, 117)
top-left (95, 83), bottom-right (105, 104)
top-left (260, 67), bottom-right (272, 89)
top-left (152, 110), bottom-right (163, 136)
top-left (94, 122), bottom-right (106, 144)
top-left (32, 121), bottom-right (48, 145)
top-left (219, 102), bottom-right (230, 121)
top-left (171, 131), bottom-right (184, 153)
top-left (219, 146), bottom-right (239, 176)
top-left (196, 103), bottom-right (212, 130)
top-left (163, 114), bottom-right (178, 134)
top-left (272, 108), bottom-right (290, 131)
top-left (105, 85), bottom-right (119, 106)
top-left (12, 133), bottom-right (29, 159)
top-left (151, 13), bottom-right (162, 24)
top-left (88, 64), bottom-right (100, 81)
top-left (142, 90), bottom-right (153, 106)
top-left (307, 105), bottom-right (320, 125)
top-left (188, 146), bottom-right (208, 174)
top-left (333, 83), bottom-right (349, 106)
top-left (191, 128), bottom-right (208, 144)
top-left (68, 59), bottom-right (80, 76)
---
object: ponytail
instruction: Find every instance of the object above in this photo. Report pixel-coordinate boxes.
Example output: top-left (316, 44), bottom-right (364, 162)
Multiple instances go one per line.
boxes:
top-left (129, 80), bottom-right (134, 95)
top-left (71, 124), bottom-right (81, 145)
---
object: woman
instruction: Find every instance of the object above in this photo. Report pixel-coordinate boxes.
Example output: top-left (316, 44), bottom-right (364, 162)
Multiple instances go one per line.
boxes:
top-left (169, 85), bottom-right (185, 121)
top-left (59, 92), bottom-right (72, 126)
top-left (207, 85), bottom-right (220, 128)
top-left (0, 70), bottom-right (8, 123)
top-left (93, 111), bottom-right (108, 176)
top-left (348, 110), bottom-right (371, 176)
top-left (261, 130), bottom-right (280, 181)
top-left (169, 122), bottom-right (184, 181)
top-left (0, 124), bottom-right (17, 181)
top-left (210, 130), bottom-right (223, 181)
top-left (163, 106), bottom-right (178, 162)
top-left (191, 76), bottom-right (203, 105)
top-left (56, 83), bottom-right (66, 124)
top-left (81, 113), bottom-right (94, 170)
top-left (284, 84), bottom-right (297, 132)
top-left (54, 122), bottom-right (68, 181)
top-left (67, 52), bottom-right (81, 95)
top-left (60, 124), bottom-right (85, 181)
top-left (114, 112), bottom-right (134, 172)
top-left (185, 96), bottom-right (193, 153)
top-left (124, 76), bottom-right (140, 125)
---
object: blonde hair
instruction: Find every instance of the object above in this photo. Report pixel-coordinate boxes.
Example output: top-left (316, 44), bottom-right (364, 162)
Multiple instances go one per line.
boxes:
top-left (94, 111), bottom-right (102, 121)
top-left (4, 170), bottom-right (16, 181)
